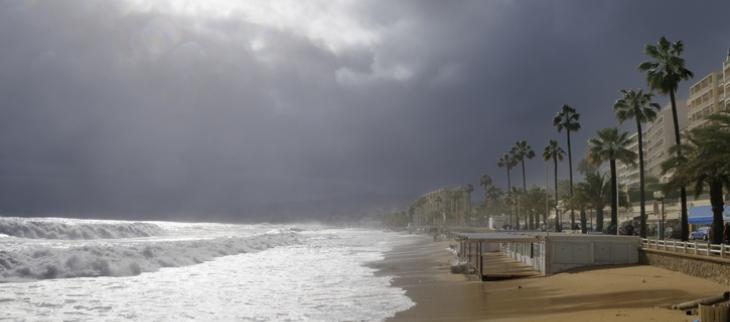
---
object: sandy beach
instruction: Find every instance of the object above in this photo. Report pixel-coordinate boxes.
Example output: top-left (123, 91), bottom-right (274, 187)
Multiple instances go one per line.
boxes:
top-left (376, 235), bottom-right (728, 322)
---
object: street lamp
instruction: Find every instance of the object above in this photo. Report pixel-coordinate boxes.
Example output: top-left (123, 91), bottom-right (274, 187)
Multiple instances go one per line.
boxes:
top-left (653, 190), bottom-right (665, 240)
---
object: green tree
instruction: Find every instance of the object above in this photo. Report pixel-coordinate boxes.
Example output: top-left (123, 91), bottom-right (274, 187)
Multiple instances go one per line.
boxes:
top-left (382, 211), bottom-right (409, 229)
top-left (479, 174), bottom-right (493, 211)
top-left (542, 140), bottom-right (565, 231)
top-left (553, 105), bottom-right (581, 230)
top-left (577, 171), bottom-right (611, 232)
top-left (588, 128), bottom-right (637, 234)
top-left (483, 185), bottom-right (504, 221)
top-left (614, 89), bottom-right (661, 238)
top-left (433, 195), bottom-right (443, 226)
top-left (571, 184), bottom-right (591, 233)
top-left (577, 156), bottom-right (599, 175)
top-left (639, 36), bottom-right (693, 241)
top-left (508, 186), bottom-right (524, 229)
top-left (511, 140), bottom-right (535, 230)
top-left (497, 153), bottom-right (518, 228)
top-left (662, 114), bottom-right (730, 244)
top-left (523, 186), bottom-right (548, 230)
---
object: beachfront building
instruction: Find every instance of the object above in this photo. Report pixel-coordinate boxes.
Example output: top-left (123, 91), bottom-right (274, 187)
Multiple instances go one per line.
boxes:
top-left (409, 185), bottom-right (473, 227)
top-left (643, 101), bottom-right (689, 183)
top-left (685, 50), bottom-right (730, 130)
top-left (616, 132), bottom-right (640, 188)
top-left (616, 101), bottom-right (689, 188)
top-left (457, 232), bottom-right (640, 278)
top-left (687, 71), bottom-right (724, 130)
top-left (724, 51), bottom-right (730, 111)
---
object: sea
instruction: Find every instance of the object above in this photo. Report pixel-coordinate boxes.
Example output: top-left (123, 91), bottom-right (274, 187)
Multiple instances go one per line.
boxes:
top-left (0, 217), bottom-right (416, 321)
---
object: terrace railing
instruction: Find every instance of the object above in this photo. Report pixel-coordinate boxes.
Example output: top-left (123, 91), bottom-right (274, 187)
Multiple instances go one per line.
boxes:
top-left (641, 238), bottom-right (730, 259)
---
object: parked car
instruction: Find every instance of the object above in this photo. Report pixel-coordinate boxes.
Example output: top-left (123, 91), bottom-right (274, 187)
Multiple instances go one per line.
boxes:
top-left (689, 227), bottom-right (710, 241)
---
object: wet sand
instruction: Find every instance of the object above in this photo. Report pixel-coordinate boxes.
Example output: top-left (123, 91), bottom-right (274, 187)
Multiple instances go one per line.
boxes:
top-left (376, 235), bottom-right (728, 322)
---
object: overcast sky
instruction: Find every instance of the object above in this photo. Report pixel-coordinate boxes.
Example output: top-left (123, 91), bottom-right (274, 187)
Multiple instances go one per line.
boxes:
top-left (1, 0), bottom-right (730, 221)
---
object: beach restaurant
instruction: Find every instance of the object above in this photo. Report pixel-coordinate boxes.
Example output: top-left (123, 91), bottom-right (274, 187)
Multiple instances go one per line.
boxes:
top-left (457, 232), bottom-right (640, 281)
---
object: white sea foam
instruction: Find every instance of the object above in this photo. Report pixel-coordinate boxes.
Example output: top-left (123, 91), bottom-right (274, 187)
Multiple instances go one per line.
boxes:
top-left (0, 232), bottom-right (299, 282)
top-left (0, 219), bottom-right (415, 321)
top-left (0, 217), bottom-right (165, 239)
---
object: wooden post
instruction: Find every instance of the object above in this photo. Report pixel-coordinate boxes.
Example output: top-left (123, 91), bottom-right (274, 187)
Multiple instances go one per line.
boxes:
top-left (699, 303), bottom-right (729, 322)
top-left (478, 240), bottom-right (484, 280)
top-left (459, 240), bottom-right (463, 260)
top-left (721, 244), bottom-right (725, 258)
top-left (468, 241), bottom-right (472, 268)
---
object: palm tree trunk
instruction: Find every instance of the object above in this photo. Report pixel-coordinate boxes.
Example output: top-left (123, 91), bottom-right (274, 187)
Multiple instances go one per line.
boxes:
top-left (596, 207), bottom-right (604, 232)
top-left (610, 159), bottom-right (618, 233)
top-left (710, 180), bottom-right (724, 244)
top-left (521, 160), bottom-right (527, 192)
top-left (567, 131), bottom-right (575, 230)
top-left (636, 119), bottom-right (647, 238)
top-left (553, 157), bottom-right (560, 232)
top-left (670, 90), bottom-right (689, 241)
top-left (483, 187), bottom-right (488, 215)
top-left (521, 160), bottom-right (527, 231)
top-left (506, 168), bottom-right (512, 228)
top-left (580, 207), bottom-right (587, 234)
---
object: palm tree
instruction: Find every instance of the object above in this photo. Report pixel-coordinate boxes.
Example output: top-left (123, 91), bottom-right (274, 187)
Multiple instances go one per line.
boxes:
top-left (434, 195), bottom-right (443, 226)
top-left (554, 105), bottom-right (581, 230)
top-left (663, 114), bottom-right (730, 244)
top-left (578, 171), bottom-right (611, 232)
top-left (508, 186), bottom-right (523, 229)
top-left (479, 175), bottom-right (493, 211)
top-left (523, 186), bottom-right (548, 230)
top-left (614, 89), bottom-right (661, 238)
top-left (588, 128), bottom-right (637, 234)
top-left (497, 154), bottom-right (518, 228)
top-left (512, 141), bottom-right (535, 230)
top-left (483, 185), bottom-right (504, 224)
top-left (639, 36), bottom-right (693, 241)
top-left (571, 184), bottom-right (591, 234)
top-left (542, 140), bottom-right (565, 231)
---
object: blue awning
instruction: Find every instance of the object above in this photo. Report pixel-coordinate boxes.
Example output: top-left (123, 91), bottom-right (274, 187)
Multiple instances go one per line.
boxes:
top-left (688, 206), bottom-right (730, 224)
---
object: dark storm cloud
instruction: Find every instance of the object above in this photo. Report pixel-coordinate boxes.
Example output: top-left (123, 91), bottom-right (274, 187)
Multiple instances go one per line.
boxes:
top-left (1, 0), bottom-right (729, 220)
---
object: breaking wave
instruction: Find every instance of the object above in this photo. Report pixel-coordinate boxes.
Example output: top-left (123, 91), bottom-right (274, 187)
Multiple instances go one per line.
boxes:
top-left (0, 217), bottom-right (164, 240)
top-left (0, 232), bottom-right (299, 282)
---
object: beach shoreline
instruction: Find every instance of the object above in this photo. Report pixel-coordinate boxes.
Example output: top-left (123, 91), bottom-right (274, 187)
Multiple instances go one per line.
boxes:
top-left (376, 233), bottom-right (727, 322)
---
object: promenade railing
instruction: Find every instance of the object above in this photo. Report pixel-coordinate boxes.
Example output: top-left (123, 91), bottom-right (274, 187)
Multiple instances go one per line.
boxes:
top-left (641, 238), bottom-right (730, 259)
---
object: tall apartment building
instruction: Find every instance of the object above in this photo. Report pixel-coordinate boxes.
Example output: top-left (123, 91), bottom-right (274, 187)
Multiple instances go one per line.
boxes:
top-left (644, 101), bottom-right (688, 183)
top-left (724, 51), bottom-right (730, 111)
top-left (617, 132), bottom-right (639, 187)
top-left (686, 51), bottom-right (730, 129)
top-left (617, 101), bottom-right (689, 187)
top-left (687, 71), bottom-right (724, 130)
top-left (617, 50), bottom-right (730, 188)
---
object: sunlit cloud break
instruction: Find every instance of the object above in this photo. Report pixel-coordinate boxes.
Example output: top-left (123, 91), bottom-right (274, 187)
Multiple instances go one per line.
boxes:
top-left (124, 0), bottom-right (380, 53)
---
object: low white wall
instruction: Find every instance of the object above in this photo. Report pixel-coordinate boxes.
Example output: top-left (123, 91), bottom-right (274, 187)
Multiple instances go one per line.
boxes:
top-left (545, 235), bottom-right (640, 274)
